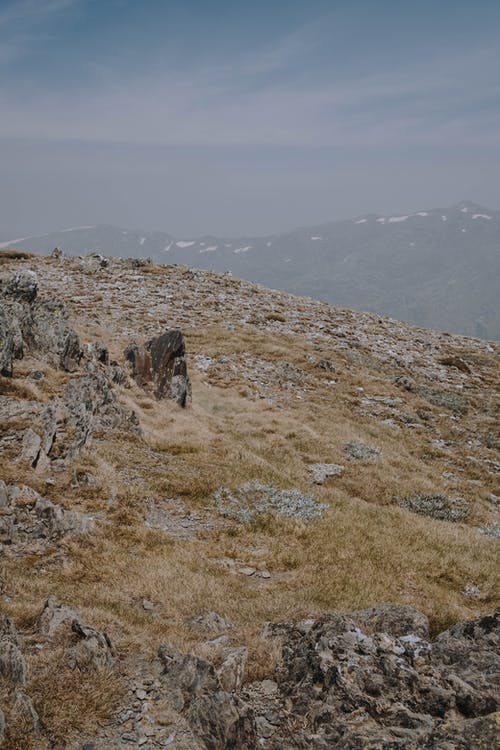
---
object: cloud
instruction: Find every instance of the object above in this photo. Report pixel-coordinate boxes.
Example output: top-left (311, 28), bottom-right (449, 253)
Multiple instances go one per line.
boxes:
top-left (0, 10), bottom-right (498, 151)
top-left (0, 0), bottom-right (77, 28)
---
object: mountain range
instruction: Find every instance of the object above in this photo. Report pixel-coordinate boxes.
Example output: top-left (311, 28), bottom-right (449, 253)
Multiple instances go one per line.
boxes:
top-left (2, 200), bottom-right (499, 339)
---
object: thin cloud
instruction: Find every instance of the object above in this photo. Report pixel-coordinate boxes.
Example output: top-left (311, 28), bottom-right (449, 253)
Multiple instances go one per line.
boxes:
top-left (1, 43), bottom-right (499, 149)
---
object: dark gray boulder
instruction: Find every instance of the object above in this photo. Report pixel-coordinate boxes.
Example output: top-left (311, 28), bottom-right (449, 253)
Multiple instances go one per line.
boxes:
top-left (3, 270), bottom-right (39, 302)
top-left (125, 329), bottom-right (191, 406)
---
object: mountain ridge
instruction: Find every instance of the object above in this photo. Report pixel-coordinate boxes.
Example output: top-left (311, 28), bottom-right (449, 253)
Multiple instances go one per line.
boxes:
top-left (2, 200), bottom-right (499, 340)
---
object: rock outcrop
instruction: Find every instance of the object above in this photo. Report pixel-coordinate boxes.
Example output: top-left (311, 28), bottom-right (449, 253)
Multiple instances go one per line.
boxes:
top-left (138, 605), bottom-right (500, 750)
top-left (0, 484), bottom-right (95, 550)
top-left (125, 329), bottom-right (191, 406)
top-left (1, 269), bottom-right (82, 372)
top-left (0, 598), bottom-right (115, 748)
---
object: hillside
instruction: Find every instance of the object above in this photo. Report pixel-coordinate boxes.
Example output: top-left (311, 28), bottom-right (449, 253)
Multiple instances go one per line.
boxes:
top-left (2, 201), bottom-right (499, 339)
top-left (0, 251), bottom-right (499, 749)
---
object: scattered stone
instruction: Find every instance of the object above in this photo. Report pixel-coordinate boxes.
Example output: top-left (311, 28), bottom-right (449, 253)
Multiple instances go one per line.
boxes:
top-left (419, 386), bottom-right (469, 414)
top-left (214, 480), bottom-right (327, 523)
top-left (463, 584), bottom-right (481, 598)
top-left (188, 612), bottom-right (233, 636)
top-left (479, 522), bottom-right (500, 539)
top-left (344, 440), bottom-right (381, 460)
top-left (51, 246), bottom-right (63, 258)
top-left (394, 374), bottom-right (416, 391)
top-left (308, 463), bottom-right (344, 484)
top-left (238, 567), bottom-right (256, 577)
top-left (394, 493), bottom-right (470, 522)
top-left (142, 599), bottom-right (154, 612)
top-left (125, 329), bottom-right (191, 406)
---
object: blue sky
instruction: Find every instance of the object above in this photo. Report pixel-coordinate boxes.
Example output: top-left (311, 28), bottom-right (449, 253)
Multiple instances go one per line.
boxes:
top-left (1, 0), bottom-right (499, 236)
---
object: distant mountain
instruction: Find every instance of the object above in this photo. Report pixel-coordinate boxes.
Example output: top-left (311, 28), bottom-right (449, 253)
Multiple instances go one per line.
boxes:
top-left (2, 201), bottom-right (499, 339)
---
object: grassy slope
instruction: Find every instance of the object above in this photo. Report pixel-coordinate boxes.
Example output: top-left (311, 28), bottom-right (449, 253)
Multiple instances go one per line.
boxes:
top-left (1, 252), bottom-right (499, 744)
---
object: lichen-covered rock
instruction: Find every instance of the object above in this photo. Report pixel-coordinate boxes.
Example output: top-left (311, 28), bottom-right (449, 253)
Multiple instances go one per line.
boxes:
top-left (1, 270), bottom-right (81, 371)
top-left (4, 270), bottom-right (39, 302)
top-left (349, 602), bottom-right (430, 639)
top-left (1, 486), bottom-right (95, 548)
top-left (394, 493), bottom-right (470, 522)
top-left (125, 329), bottom-right (191, 406)
top-left (256, 607), bottom-right (500, 749)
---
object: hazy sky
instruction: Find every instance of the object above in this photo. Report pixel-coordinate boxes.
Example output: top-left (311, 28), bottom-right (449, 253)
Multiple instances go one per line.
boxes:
top-left (1, 0), bottom-right (499, 237)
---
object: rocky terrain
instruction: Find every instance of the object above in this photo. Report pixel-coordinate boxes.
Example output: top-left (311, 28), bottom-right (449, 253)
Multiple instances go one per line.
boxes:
top-left (0, 250), bottom-right (499, 748)
top-left (3, 200), bottom-right (499, 339)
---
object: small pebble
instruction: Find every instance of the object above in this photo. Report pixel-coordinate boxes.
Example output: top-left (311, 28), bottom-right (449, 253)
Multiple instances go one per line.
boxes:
top-left (238, 567), bottom-right (256, 576)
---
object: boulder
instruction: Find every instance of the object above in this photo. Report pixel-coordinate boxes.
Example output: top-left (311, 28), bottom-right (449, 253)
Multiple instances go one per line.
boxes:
top-left (69, 619), bottom-right (115, 669)
top-left (38, 596), bottom-right (80, 638)
top-left (125, 329), bottom-right (191, 406)
top-left (4, 270), bottom-right (39, 302)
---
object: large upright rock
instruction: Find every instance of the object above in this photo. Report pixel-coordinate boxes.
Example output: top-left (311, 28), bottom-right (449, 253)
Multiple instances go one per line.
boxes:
top-left (1, 269), bottom-right (82, 372)
top-left (125, 329), bottom-right (191, 406)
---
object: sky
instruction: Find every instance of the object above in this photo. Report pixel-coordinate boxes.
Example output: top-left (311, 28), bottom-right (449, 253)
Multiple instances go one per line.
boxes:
top-left (0, 0), bottom-right (499, 237)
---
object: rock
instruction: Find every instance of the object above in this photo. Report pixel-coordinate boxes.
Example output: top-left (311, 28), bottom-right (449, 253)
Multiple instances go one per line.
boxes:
top-left (94, 341), bottom-right (109, 364)
top-left (124, 329), bottom-right (191, 406)
top-left (348, 602), bottom-right (430, 639)
top-left (394, 374), bottom-right (416, 391)
top-left (69, 618), bottom-right (115, 669)
top-left (0, 708), bottom-right (4, 746)
top-left (4, 487), bottom-right (95, 547)
top-left (394, 493), bottom-right (470, 522)
top-left (158, 643), bottom-right (256, 748)
top-left (344, 440), bottom-right (381, 460)
top-left (1, 272), bottom-right (82, 371)
top-left (238, 567), bottom-right (256, 577)
top-left (188, 612), bottom-right (233, 636)
top-left (216, 647), bottom-right (248, 692)
top-left (38, 596), bottom-right (80, 638)
top-left (0, 480), bottom-right (8, 508)
top-left (308, 463), bottom-right (344, 484)
top-left (0, 615), bottom-right (26, 685)
top-left (0, 304), bottom-right (15, 376)
top-left (51, 246), bottom-right (63, 258)
top-left (463, 584), bottom-right (481, 599)
top-left (4, 270), bottom-right (39, 302)
top-left (21, 428), bottom-right (42, 467)
top-left (142, 599), bottom-right (155, 611)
